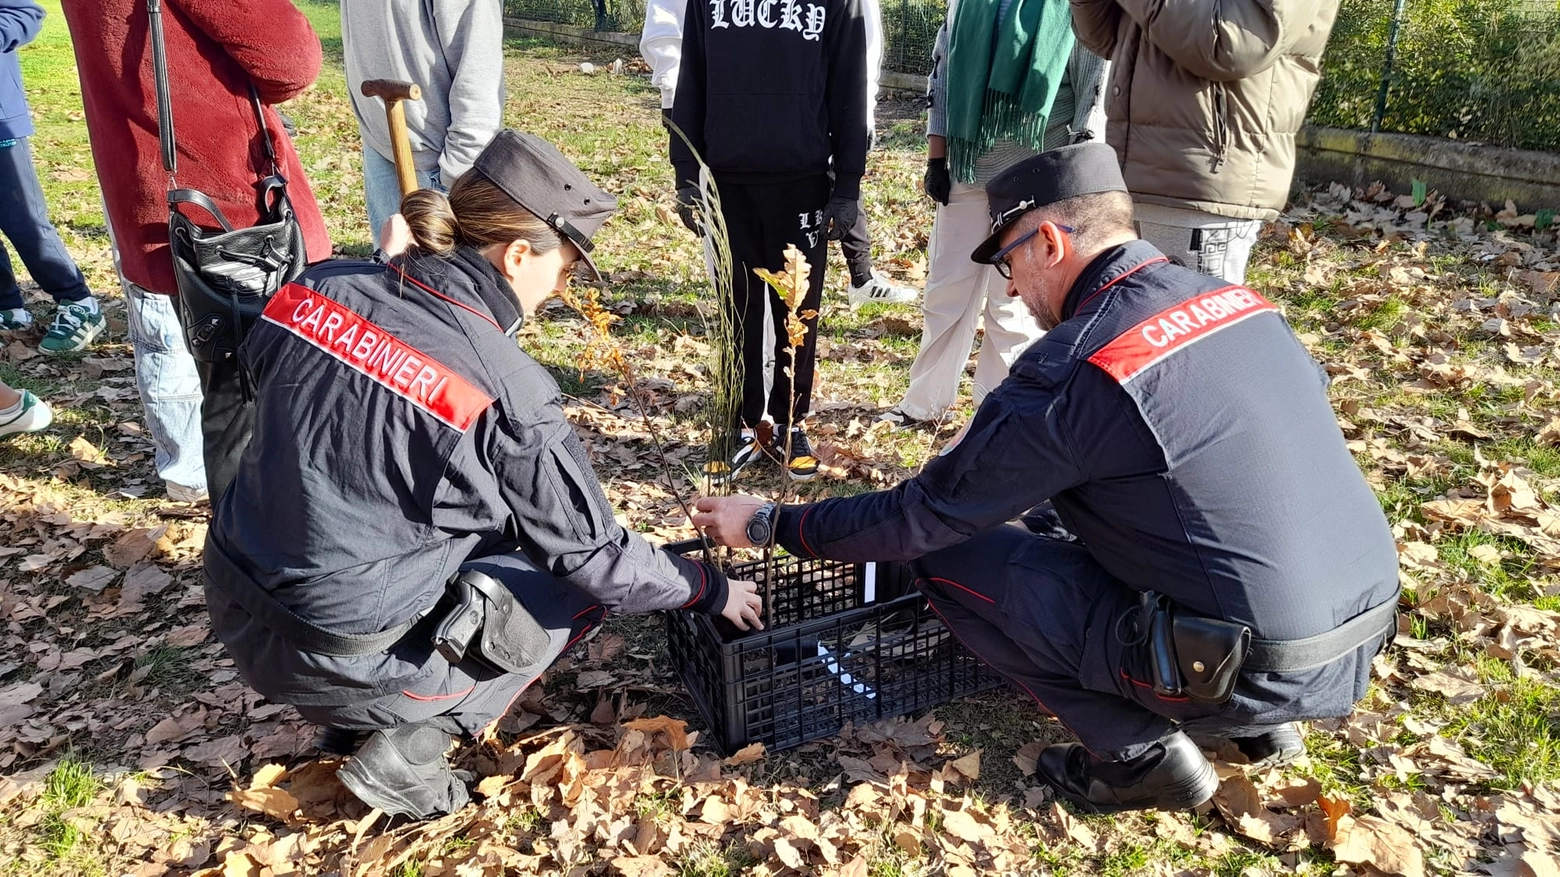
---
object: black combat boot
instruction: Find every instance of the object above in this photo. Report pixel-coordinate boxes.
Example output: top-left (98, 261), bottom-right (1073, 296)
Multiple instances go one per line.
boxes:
top-left (1036, 730), bottom-right (1218, 814)
top-left (337, 721), bottom-right (471, 819)
top-left (1191, 722), bottom-right (1305, 769)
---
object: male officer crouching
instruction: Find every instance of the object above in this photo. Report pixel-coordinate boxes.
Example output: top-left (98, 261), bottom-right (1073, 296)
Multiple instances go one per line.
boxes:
top-left (693, 143), bottom-right (1400, 813)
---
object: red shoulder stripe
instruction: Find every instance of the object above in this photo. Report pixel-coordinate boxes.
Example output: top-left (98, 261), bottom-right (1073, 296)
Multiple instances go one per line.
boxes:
top-left (261, 283), bottom-right (495, 431)
top-left (1087, 285), bottom-right (1278, 384)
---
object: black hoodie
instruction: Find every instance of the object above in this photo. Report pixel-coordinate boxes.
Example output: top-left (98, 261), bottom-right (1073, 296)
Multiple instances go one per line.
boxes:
top-left (670, 0), bottom-right (869, 200)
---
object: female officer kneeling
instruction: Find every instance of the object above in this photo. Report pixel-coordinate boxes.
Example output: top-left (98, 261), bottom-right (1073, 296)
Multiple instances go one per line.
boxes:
top-left (203, 131), bottom-right (762, 819)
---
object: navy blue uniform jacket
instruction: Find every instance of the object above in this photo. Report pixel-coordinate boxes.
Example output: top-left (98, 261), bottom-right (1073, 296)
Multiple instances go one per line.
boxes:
top-left (205, 249), bottom-right (726, 707)
top-left (774, 241), bottom-right (1400, 714)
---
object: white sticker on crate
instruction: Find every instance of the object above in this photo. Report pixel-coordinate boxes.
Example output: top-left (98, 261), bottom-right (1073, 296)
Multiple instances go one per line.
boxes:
top-left (818, 643), bottom-right (876, 700)
top-left (863, 562), bottom-right (876, 603)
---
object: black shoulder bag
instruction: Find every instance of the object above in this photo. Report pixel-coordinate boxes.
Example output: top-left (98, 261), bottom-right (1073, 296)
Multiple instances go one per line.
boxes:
top-left (148, 0), bottom-right (307, 365)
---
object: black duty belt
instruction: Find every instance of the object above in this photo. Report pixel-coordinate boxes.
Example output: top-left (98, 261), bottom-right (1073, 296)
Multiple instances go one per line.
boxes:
top-left (204, 541), bottom-right (448, 656)
top-left (1243, 598), bottom-right (1399, 674)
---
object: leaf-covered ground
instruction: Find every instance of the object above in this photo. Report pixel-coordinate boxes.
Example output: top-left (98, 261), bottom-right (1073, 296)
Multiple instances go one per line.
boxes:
top-left (2, 3), bottom-right (1560, 875)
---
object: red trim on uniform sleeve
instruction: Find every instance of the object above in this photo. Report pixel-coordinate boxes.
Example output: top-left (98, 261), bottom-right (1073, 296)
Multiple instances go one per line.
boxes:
top-left (1087, 285), bottom-right (1279, 385)
top-left (796, 507), bottom-right (817, 557)
top-left (681, 562), bottom-right (709, 609)
top-left (261, 283), bottom-right (496, 431)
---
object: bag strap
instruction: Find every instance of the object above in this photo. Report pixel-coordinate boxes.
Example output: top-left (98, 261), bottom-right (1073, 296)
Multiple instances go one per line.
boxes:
top-left (147, 0), bottom-right (177, 177)
top-left (147, 1), bottom-right (286, 189)
top-left (249, 84), bottom-right (284, 180)
top-left (168, 188), bottom-right (235, 232)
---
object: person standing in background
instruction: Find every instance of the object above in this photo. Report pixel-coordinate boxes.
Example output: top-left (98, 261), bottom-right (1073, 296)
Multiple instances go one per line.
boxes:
top-left (0, 0), bottom-right (101, 355)
top-left (670, 0), bottom-right (871, 484)
top-left (643, 0), bottom-right (915, 309)
top-left (61, 0), bottom-right (332, 504)
top-left (342, 0), bottom-right (506, 243)
top-left (881, 0), bottom-right (1107, 428)
top-left (1069, 0), bottom-right (1342, 282)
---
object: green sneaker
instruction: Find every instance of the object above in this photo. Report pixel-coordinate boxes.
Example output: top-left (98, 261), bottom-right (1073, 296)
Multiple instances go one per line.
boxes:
top-left (0, 390), bottom-right (53, 437)
top-left (38, 301), bottom-right (105, 355)
top-left (0, 308), bottom-right (33, 331)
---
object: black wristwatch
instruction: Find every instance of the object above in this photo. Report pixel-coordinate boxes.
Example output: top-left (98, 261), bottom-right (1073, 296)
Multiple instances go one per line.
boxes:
top-left (745, 502), bottom-right (778, 546)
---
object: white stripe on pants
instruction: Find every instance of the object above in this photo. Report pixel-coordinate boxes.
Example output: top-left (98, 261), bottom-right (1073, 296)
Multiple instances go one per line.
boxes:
top-left (896, 182), bottom-right (1043, 422)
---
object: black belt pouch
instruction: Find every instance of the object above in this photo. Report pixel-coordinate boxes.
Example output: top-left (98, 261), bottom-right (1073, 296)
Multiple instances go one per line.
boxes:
top-left (431, 570), bottom-right (553, 675)
top-left (1170, 613), bottom-right (1252, 704)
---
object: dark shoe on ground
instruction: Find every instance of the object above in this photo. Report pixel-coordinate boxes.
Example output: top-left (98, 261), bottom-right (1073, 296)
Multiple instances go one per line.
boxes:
top-left (313, 726), bottom-right (368, 755)
top-left (704, 430), bottom-right (760, 486)
top-left (337, 722), bottom-right (471, 819)
top-left (1191, 722), bottom-right (1305, 769)
top-left (772, 424), bottom-right (818, 482)
top-left (1036, 731), bottom-right (1218, 814)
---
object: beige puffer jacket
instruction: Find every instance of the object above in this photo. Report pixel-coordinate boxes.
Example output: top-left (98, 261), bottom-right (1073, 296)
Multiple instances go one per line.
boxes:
top-left (1071, 0), bottom-right (1341, 221)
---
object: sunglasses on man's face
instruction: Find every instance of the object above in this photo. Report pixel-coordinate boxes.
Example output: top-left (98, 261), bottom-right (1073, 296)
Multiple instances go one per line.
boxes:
top-left (989, 224), bottom-right (1074, 279)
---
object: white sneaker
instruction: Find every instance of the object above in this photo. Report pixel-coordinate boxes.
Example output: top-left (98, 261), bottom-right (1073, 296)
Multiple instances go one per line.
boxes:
top-left (0, 390), bottom-right (52, 437)
top-left (165, 481), bottom-right (210, 504)
top-left (847, 270), bottom-right (918, 309)
top-left (877, 406), bottom-right (928, 429)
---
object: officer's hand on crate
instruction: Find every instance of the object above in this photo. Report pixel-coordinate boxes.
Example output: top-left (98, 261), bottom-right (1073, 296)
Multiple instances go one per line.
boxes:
top-left (721, 578), bottom-right (765, 630)
top-left (691, 494), bottom-right (769, 549)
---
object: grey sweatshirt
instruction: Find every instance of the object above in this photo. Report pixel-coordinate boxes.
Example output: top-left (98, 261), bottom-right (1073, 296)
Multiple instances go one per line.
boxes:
top-left (341, 0), bottom-right (505, 181)
top-left (926, 0), bottom-right (1110, 185)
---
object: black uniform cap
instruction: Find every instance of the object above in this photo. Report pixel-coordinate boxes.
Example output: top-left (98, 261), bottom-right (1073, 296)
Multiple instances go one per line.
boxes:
top-left (471, 130), bottom-right (618, 281)
top-left (970, 142), bottom-right (1128, 265)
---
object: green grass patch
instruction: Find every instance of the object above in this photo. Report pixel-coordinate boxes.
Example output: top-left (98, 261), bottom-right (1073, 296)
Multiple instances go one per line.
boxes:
top-left (36, 758), bottom-right (105, 865)
top-left (1443, 670), bottom-right (1560, 789)
top-left (1437, 530), bottom-right (1545, 602)
top-left (676, 840), bottom-right (757, 877)
top-left (132, 645), bottom-right (203, 694)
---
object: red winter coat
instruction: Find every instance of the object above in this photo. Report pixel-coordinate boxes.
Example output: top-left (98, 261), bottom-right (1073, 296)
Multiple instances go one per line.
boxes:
top-left (61, 0), bottom-right (331, 295)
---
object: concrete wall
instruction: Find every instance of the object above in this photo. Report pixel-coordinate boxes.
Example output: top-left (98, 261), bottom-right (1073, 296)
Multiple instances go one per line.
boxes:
top-left (1296, 127), bottom-right (1560, 212)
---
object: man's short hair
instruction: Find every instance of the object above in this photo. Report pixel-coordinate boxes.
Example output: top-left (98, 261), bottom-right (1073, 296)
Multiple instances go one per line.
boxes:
top-left (1023, 190), bottom-right (1137, 251)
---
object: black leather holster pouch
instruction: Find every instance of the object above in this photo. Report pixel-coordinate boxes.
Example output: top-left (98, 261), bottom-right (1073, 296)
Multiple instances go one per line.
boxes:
top-left (1142, 591), bottom-right (1252, 704)
top-left (430, 570), bottom-right (552, 675)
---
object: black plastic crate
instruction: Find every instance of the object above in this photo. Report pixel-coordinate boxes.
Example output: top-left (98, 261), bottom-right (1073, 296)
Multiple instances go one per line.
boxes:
top-left (664, 542), bottom-right (1003, 754)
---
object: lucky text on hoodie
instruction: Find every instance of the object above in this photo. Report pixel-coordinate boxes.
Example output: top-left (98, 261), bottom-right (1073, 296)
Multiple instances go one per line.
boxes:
top-left (709, 0), bottom-right (826, 40)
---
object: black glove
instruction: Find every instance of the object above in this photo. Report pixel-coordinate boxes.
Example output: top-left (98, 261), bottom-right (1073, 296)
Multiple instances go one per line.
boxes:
top-left (675, 185), bottom-right (703, 234)
top-left (822, 197), bottom-right (857, 242)
top-left (923, 157), bottom-right (951, 206)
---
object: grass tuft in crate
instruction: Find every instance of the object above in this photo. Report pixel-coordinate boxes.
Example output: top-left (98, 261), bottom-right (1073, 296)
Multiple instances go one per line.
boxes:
top-left (664, 540), bottom-right (1003, 754)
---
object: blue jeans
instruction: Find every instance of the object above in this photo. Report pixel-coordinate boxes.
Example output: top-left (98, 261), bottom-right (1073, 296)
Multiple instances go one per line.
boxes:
top-left (0, 137), bottom-right (91, 310)
top-left (363, 146), bottom-right (442, 244)
top-left (124, 285), bottom-right (207, 491)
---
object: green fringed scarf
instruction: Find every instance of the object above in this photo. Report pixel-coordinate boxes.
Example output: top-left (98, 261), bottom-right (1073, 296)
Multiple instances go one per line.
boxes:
top-left (944, 0), bottom-right (1076, 183)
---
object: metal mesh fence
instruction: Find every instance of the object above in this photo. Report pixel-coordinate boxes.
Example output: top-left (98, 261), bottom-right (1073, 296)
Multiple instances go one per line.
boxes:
top-left (1311, 0), bottom-right (1560, 152)
top-left (505, 0), bottom-right (649, 33)
top-left (504, 0), bottom-right (1560, 153)
top-left (504, 0), bottom-right (945, 73)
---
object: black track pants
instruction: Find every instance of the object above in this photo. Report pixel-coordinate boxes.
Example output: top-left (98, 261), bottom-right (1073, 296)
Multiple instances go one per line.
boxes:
top-left (716, 174), bottom-right (829, 429)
